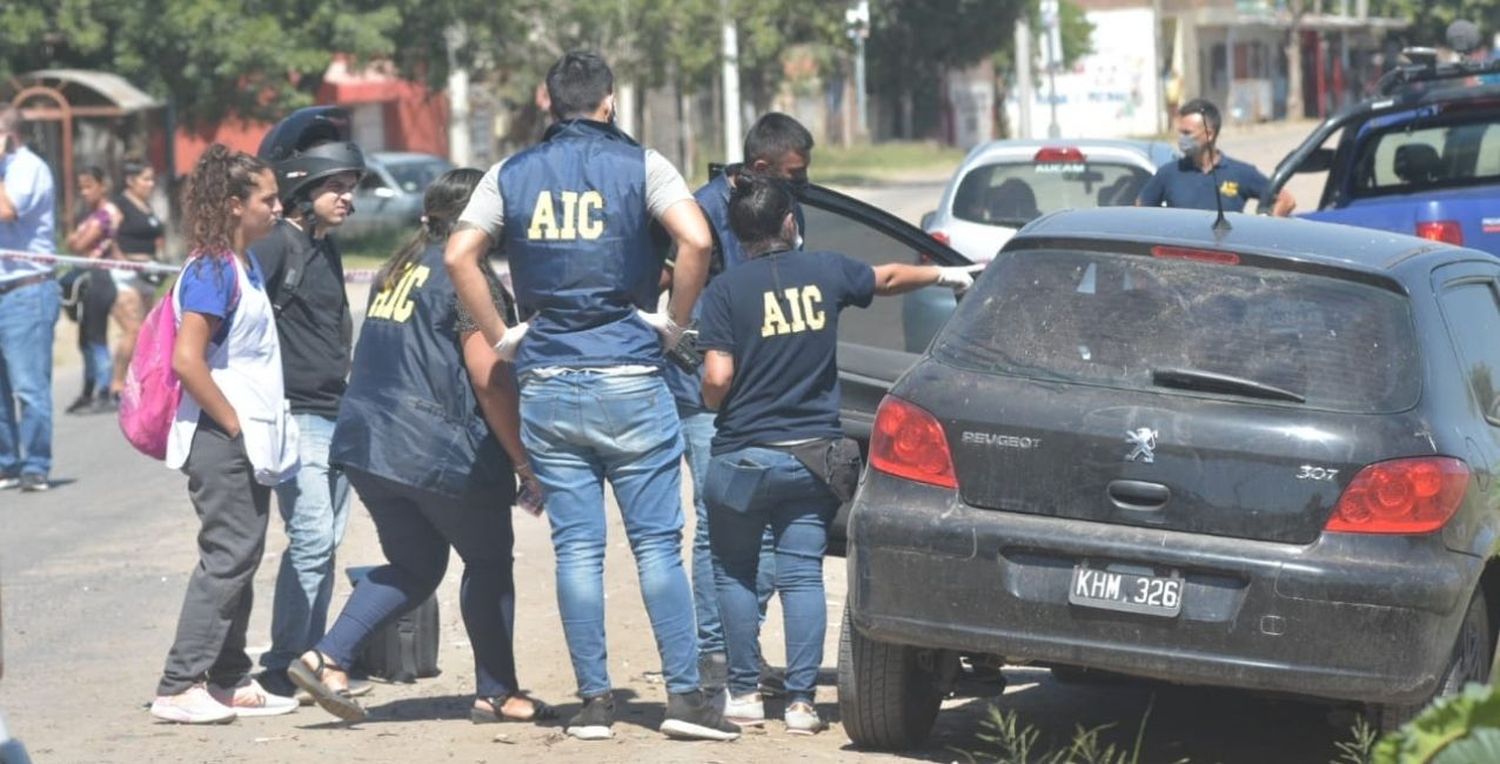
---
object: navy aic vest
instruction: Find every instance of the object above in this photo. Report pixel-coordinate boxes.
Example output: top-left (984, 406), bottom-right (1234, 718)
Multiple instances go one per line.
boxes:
top-left (330, 243), bottom-right (513, 500)
top-left (500, 119), bottom-right (663, 374)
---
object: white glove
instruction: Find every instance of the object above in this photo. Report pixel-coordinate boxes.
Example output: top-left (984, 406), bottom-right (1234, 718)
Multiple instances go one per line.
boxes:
top-left (935, 264), bottom-right (986, 294)
top-left (636, 309), bottom-right (686, 351)
top-left (493, 321), bottom-right (530, 362)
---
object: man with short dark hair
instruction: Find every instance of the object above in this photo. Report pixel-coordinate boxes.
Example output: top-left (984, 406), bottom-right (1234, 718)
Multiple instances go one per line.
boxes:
top-left (1137, 98), bottom-right (1295, 216)
top-left (0, 105), bottom-right (60, 494)
top-left (446, 50), bottom-right (738, 743)
top-left (252, 108), bottom-right (371, 702)
top-left (664, 112), bottom-right (815, 692)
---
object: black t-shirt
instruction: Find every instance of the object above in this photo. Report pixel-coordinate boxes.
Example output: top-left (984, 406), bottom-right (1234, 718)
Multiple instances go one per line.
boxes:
top-left (114, 193), bottom-right (163, 257)
top-left (697, 249), bottom-right (876, 455)
top-left (253, 220), bottom-right (352, 417)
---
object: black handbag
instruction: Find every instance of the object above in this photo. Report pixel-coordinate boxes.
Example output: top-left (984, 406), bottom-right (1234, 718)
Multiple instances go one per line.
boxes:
top-left (785, 437), bottom-right (863, 503)
top-left (58, 268), bottom-right (88, 322)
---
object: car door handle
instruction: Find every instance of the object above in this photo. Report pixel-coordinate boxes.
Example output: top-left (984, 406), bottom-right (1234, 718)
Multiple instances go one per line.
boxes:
top-left (1107, 480), bottom-right (1170, 511)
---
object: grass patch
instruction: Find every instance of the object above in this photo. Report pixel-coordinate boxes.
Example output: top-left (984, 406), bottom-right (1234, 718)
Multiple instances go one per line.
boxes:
top-left (814, 140), bottom-right (967, 186)
top-left (338, 228), bottom-right (410, 273)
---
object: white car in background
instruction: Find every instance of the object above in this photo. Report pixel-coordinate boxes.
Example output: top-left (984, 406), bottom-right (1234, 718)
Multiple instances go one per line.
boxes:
top-left (897, 140), bottom-right (1177, 354)
top-left (922, 139), bottom-right (1179, 262)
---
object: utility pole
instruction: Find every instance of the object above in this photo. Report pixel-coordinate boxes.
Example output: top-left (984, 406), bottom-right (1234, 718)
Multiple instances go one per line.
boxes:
top-left (846, 1), bottom-right (871, 138)
top-left (1014, 17), bottom-right (1033, 139)
top-left (1041, 0), bottom-right (1062, 138)
top-left (722, 0), bottom-right (743, 163)
top-left (444, 24), bottom-right (472, 166)
top-left (1151, 0), bottom-right (1166, 136)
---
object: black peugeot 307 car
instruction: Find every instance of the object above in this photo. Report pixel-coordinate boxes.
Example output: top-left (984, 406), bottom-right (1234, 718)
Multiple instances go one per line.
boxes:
top-left (839, 206), bottom-right (1500, 750)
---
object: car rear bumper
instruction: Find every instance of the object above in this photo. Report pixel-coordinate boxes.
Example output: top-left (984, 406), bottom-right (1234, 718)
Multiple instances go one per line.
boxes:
top-left (846, 472), bottom-right (1483, 705)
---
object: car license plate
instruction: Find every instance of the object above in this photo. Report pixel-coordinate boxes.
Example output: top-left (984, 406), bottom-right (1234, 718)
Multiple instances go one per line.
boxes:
top-left (1068, 565), bottom-right (1183, 618)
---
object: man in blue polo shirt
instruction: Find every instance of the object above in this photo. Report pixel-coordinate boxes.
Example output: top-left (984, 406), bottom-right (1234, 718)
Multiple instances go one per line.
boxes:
top-left (0, 105), bottom-right (60, 494)
top-left (1137, 98), bottom-right (1295, 216)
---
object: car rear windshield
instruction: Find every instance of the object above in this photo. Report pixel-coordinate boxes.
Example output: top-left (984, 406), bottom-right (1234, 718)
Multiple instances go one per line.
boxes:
top-left (952, 161), bottom-right (1151, 227)
top-left (387, 160), bottom-right (452, 193)
top-left (932, 249), bottom-right (1420, 413)
top-left (1350, 115), bottom-right (1500, 198)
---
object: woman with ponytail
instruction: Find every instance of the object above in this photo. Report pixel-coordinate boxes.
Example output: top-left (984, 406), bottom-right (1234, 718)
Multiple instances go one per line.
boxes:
top-left (150, 144), bottom-right (300, 724)
top-left (287, 168), bottom-right (554, 725)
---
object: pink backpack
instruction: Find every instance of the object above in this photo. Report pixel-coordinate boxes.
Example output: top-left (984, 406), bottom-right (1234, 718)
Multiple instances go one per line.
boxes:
top-left (118, 263), bottom-right (239, 460)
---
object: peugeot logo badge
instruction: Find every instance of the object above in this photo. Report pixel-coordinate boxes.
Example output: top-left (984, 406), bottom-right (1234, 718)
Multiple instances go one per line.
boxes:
top-left (1125, 427), bottom-right (1158, 464)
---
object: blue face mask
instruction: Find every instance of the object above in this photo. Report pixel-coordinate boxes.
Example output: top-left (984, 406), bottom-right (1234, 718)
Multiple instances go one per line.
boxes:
top-left (1177, 134), bottom-right (1199, 156)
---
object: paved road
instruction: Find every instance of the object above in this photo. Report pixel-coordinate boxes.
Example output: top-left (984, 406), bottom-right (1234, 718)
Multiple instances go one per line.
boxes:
top-left (1, 120), bottom-right (1364, 763)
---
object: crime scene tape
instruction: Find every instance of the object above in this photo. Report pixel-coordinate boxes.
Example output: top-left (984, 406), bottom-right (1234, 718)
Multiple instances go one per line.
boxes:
top-left (0, 249), bottom-right (380, 283)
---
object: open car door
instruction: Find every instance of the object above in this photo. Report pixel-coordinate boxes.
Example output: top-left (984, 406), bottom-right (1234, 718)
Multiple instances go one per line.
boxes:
top-left (793, 183), bottom-right (972, 555)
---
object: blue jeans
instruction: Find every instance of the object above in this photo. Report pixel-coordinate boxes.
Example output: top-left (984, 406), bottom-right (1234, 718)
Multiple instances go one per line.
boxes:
top-left (262, 413), bottom-right (352, 672)
top-left (0, 280), bottom-right (59, 478)
top-left (320, 469), bottom-right (519, 698)
top-left (520, 372), bottom-right (699, 697)
top-left (706, 446), bottom-right (838, 704)
top-left (82, 342), bottom-right (111, 397)
top-left (679, 404), bottom-right (776, 656)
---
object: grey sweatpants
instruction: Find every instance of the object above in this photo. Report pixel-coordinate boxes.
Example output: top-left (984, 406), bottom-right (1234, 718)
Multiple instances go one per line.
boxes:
top-left (156, 419), bottom-right (272, 696)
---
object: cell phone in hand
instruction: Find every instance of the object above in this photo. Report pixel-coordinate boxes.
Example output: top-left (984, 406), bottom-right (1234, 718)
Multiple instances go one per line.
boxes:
top-left (517, 479), bottom-right (545, 517)
top-left (666, 329), bottom-right (703, 374)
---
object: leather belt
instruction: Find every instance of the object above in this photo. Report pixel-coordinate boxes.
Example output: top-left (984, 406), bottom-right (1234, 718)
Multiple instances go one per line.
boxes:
top-left (0, 272), bottom-right (55, 296)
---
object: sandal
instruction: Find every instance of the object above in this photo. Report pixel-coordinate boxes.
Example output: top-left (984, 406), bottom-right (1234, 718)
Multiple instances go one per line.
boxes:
top-left (471, 692), bottom-right (558, 724)
top-left (287, 651), bottom-right (367, 722)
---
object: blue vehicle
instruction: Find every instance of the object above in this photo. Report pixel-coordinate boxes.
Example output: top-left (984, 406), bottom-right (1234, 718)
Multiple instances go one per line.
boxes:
top-left (1266, 38), bottom-right (1500, 255)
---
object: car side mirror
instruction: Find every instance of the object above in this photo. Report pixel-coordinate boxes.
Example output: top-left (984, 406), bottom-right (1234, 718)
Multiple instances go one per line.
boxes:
top-left (920, 210), bottom-right (936, 229)
top-left (372, 186), bottom-right (398, 199)
top-left (1296, 148), bottom-right (1335, 174)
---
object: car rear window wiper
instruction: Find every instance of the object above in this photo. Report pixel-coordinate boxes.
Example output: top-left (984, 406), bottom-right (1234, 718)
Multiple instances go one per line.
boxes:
top-left (1150, 367), bottom-right (1307, 403)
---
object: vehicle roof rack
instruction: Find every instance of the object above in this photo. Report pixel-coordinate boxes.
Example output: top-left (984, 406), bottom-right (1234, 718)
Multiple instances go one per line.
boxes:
top-left (1376, 57), bottom-right (1500, 96)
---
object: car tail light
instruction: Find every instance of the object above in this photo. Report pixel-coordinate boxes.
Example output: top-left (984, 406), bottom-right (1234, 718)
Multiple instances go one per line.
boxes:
top-left (1034, 147), bottom-right (1086, 163)
top-left (1151, 245), bottom-right (1241, 265)
top-left (1325, 457), bottom-right (1469, 534)
top-left (870, 396), bottom-right (957, 489)
top-left (1415, 220), bottom-right (1464, 245)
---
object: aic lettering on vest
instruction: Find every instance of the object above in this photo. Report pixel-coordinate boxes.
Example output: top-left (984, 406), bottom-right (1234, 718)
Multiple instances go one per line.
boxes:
top-left (527, 190), bottom-right (606, 241)
top-left (367, 265), bottom-right (431, 323)
top-left (761, 285), bottom-right (827, 337)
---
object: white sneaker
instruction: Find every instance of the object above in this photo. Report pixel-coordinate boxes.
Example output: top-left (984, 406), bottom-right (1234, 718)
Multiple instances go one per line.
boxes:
top-left (784, 701), bottom-right (826, 736)
top-left (208, 677), bottom-right (298, 717)
top-left (150, 684), bottom-right (237, 724)
top-left (722, 689), bottom-right (765, 727)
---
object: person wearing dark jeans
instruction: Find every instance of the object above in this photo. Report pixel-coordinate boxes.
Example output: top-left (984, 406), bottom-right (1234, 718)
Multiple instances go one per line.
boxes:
top-left (288, 169), bottom-right (553, 725)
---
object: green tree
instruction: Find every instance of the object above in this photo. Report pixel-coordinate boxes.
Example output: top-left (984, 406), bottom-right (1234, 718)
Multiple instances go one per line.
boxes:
top-left (0, 0), bottom-right (419, 125)
top-left (1369, 0), bottom-right (1500, 48)
top-left (867, 0), bottom-right (1025, 138)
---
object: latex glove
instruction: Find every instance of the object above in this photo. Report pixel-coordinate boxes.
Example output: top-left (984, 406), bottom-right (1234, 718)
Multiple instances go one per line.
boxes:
top-left (636, 309), bottom-right (686, 351)
top-left (935, 264), bottom-right (986, 294)
top-left (493, 321), bottom-right (530, 362)
top-left (516, 468), bottom-right (545, 517)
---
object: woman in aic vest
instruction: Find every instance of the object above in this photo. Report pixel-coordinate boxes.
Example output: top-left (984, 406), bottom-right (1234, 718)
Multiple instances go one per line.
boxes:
top-left (287, 168), bottom-right (555, 725)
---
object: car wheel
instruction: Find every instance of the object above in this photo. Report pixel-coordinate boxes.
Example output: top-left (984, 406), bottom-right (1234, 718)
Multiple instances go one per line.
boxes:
top-left (1373, 588), bottom-right (1491, 732)
top-left (838, 605), bottom-right (948, 750)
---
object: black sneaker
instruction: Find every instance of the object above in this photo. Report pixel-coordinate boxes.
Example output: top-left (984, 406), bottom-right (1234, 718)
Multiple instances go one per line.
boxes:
top-left (660, 689), bottom-right (740, 741)
top-left (19, 473), bottom-right (48, 493)
top-left (65, 394), bottom-right (93, 415)
top-left (698, 651), bottom-right (728, 691)
top-left (566, 693), bottom-right (615, 741)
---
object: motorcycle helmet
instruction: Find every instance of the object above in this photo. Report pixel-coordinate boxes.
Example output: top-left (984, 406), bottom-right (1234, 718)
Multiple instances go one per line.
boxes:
top-left (257, 106), bottom-right (367, 204)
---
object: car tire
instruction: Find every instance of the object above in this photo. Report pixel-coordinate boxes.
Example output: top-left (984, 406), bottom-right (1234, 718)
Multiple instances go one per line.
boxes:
top-left (1372, 588), bottom-right (1491, 733)
top-left (838, 605), bottom-right (947, 750)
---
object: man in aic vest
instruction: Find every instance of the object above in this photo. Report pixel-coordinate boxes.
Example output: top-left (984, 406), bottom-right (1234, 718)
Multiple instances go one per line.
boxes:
top-left (446, 51), bottom-right (738, 743)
